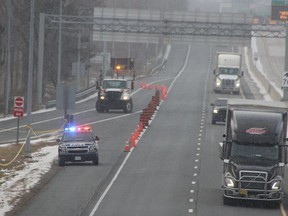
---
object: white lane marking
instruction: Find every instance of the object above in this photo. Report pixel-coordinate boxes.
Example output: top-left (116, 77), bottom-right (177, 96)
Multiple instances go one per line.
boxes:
top-left (88, 45), bottom-right (192, 215)
top-left (89, 148), bottom-right (134, 216)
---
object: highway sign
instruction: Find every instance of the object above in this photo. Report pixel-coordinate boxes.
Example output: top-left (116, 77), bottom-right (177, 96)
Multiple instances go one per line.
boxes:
top-left (271, 0), bottom-right (288, 20)
top-left (14, 96), bottom-right (24, 108)
top-left (282, 71), bottom-right (288, 88)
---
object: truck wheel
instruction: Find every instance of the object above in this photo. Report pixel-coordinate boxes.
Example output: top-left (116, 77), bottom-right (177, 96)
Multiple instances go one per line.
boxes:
top-left (123, 100), bottom-right (133, 113)
top-left (96, 101), bottom-right (104, 113)
top-left (59, 158), bottom-right (65, 166)
top-left (92, 156), bottom-right (99, 165)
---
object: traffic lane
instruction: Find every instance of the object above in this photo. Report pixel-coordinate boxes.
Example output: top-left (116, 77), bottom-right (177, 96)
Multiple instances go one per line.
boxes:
top-left (197, 118), bottom-right (282, 216)
top-left (195, 52), bottom-right (282, 215)
top-left (15, 111), bottom-right (141, 216)
top-left (0, 45), bottom-right (188, 143)
top-left (89, 44), bottom-right (211, 215)
top-left (15, 44), bottom-right (191, 216)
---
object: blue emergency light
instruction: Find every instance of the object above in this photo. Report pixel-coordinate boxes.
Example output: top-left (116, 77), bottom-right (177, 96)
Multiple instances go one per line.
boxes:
top-left (64, 126), bottom-right (91, 132)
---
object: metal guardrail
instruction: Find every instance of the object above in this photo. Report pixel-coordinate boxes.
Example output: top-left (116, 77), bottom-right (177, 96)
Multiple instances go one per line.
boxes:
top-left (45, 85), bottom-right (97, 109)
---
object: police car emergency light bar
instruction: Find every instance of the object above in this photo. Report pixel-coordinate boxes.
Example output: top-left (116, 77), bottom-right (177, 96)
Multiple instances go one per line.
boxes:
top-left (64, 126), bottom-right (91, 132)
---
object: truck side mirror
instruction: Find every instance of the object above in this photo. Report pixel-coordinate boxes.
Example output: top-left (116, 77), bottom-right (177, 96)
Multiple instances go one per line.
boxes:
top-left (213, 69), bottom-right (216, 75)
top-left (95, 136), bottom-right (100, 141)
top-left (219, 142), bottom-right (224, 160)
top-left (131, 81), bottom-right (134, 90)
top-left (241, 71), bottom-right (244, 76)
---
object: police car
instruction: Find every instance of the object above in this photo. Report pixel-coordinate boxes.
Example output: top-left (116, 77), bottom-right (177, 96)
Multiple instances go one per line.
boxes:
top-left (57, 126), bottom-right (100, 166)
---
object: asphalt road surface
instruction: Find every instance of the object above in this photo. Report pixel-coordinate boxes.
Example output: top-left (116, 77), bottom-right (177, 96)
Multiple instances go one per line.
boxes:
top-left (14, 43), bottom-right (287, 216)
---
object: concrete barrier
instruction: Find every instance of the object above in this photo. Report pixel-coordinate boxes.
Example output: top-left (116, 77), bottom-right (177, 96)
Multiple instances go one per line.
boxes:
top-left (245, 47), bottom-right (282, 101)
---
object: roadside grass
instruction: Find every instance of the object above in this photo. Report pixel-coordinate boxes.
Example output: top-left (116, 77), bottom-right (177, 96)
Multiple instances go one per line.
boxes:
top-left (0, 142), bottom-right (58, 184)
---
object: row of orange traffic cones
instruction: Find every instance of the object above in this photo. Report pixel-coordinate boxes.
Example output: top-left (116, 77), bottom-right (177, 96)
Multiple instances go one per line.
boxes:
top-left (125, 89), bottom-right (162, 152)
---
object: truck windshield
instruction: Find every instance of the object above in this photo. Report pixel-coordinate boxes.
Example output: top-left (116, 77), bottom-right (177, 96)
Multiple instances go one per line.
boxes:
top-left (230, 142), bottom-right (279, 161)
top-left (219, 68), bottom-right (239, 75)
top-left (102, 80), bottom-right (127, 89)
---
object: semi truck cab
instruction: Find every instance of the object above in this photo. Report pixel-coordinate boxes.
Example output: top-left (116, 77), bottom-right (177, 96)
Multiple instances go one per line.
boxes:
top-left (213, 52), bottom-right (243, 94)
top-left (219, 99), bottom-right (288, 207)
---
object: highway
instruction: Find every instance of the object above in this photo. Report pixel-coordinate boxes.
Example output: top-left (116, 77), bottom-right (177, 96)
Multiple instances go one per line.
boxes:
top-left (12, 43), bottom-right (287, 216)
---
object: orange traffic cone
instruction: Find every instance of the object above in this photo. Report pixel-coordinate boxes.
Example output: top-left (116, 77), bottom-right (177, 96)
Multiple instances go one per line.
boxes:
top-left (124, 141), bottom-right (130, 152)
top-left (155, 84), bottom-right (159, 91)
top-left (131, 133), bottom-right (136, 147)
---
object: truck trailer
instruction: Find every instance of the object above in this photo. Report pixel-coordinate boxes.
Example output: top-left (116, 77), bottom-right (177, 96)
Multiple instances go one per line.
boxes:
top-left (213, 52), bottom-right (243, 94)
top-left (219, 99), bottom-right (288, 207)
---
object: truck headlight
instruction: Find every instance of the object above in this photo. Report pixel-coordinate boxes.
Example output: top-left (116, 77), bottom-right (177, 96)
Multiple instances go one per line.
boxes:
top-left (100, 95), bottom-right (105, 100)
top-left (224, 177), bottom-right (235, 188)
top-left (235, 79), bottom-right (240, 88)
top-left (121, 92), bottom-right (130, 100)
top-left (271, 180), bottom-right (281, 190)
top-left (213, 109), bottom-right (219, 114)
top-left (216, 78), bottom-right (221, 86)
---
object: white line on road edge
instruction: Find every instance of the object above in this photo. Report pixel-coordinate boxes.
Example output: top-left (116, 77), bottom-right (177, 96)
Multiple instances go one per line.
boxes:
top-left (89, 148), bottom-right (134, 216)
top-left (88, 45), bottom-right (191, 215)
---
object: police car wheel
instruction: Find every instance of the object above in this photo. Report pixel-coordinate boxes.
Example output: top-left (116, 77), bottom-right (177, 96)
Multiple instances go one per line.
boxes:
top-left (92, 156), bottom-right (99, 165)
top-left (59, 159), bottom-right (65, 166)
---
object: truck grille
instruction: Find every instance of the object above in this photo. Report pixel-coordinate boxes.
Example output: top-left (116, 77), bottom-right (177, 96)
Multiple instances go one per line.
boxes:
top-left (221, 79), bottom-right (235, 87)
top-left (239, 171), bottom-right (267, 190)
top-left (106, 92), bottom-right (121, 101)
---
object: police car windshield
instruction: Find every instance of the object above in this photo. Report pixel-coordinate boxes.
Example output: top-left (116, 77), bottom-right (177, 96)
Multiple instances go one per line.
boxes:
top-left (63, 132), bottom-right (94, 142)
top-left (102, 80), bottom-right (127, 89)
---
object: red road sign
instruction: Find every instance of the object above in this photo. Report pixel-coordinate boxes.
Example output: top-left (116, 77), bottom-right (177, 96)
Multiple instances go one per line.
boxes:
top-left (14, 97), bottom-right (24, 108)
top-left (13, 107), bottom-right (24, 117)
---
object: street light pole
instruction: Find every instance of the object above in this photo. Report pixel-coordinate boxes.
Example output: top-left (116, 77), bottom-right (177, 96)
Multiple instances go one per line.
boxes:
top-left (4, 0), bottom-right (12, 116)
top-left (57, 0), bottom-right (63, 86)
top-left (25, 0), bottom-right (35, 158)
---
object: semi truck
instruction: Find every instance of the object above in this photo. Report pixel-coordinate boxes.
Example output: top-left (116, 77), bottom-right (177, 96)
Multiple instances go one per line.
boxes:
top-left (219, 99), bottom-right (288, 207)
top-left (213, 52), bottom-right (243, 94)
